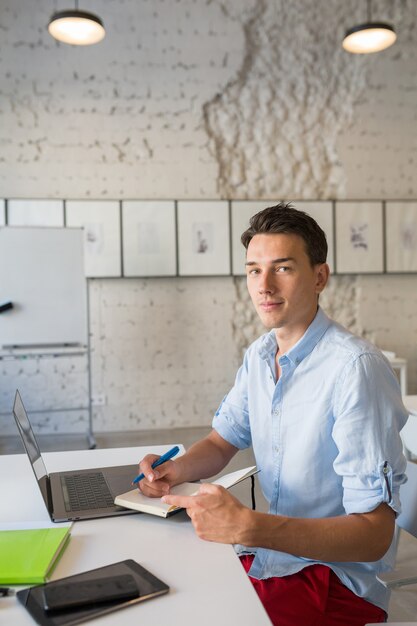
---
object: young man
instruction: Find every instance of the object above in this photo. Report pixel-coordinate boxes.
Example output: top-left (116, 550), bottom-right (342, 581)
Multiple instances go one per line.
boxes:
top-left (138, 204), bottom-right (407, 626)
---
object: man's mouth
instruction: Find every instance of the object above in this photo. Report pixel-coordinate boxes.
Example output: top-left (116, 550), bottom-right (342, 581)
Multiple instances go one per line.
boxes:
top-left (259, 301), bottom-right (284, 311)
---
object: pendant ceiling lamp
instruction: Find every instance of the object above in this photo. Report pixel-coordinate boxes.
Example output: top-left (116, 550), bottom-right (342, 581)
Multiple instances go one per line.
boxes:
top-left (343, 0), bottom-right (396, 54)
top-left (48, 1), bottom-right (105, 46)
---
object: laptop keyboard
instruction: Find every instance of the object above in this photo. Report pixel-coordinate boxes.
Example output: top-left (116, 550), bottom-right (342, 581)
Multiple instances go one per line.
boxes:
top-left (61, 472), bottom-right (115, 512)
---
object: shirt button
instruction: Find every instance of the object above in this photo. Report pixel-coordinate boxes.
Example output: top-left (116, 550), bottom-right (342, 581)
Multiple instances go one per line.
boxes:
top-left (274, 407), bottom-right (280, 416)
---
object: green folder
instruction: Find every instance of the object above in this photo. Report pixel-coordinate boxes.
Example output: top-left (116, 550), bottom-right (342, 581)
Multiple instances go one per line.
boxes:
top-left (0, 526), bottom-right (71, 584)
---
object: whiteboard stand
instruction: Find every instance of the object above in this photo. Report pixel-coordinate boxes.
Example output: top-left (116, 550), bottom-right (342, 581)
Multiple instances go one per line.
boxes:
top-left (0, 345), bottom-right (96, 449)
top-left (86, 281), bottom-right (96, 449)
top-left (0, 227), bottom-right (95, 448)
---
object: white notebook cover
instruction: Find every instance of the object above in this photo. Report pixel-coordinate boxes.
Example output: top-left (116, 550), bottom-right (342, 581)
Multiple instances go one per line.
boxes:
top-left (114, 466), bottom-right (258, 518)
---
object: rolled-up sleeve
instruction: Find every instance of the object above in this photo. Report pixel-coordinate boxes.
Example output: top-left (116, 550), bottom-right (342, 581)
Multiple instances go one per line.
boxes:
top-left (212, 351), bottom-right (252, 450)
top-left (332, 352), bottom-right (407, 515)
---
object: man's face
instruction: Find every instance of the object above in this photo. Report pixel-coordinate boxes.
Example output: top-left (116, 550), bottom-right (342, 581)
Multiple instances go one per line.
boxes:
top-left (245, 233), bottom-right (329, 334)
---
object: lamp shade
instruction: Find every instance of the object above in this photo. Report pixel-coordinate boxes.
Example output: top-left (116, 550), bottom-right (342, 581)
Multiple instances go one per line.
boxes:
top-left (48, 9), bottom-right (105, 45)
top-left (343, 22), bottom-right (396, 54)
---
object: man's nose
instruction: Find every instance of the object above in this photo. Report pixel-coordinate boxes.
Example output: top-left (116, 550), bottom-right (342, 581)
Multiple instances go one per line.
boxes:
top-left (258, 273), bottom-right (274, 293)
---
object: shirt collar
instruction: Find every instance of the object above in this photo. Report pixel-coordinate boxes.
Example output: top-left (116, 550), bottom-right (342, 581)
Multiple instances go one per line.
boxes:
top-left (258, 307), bottom-right (331, 366)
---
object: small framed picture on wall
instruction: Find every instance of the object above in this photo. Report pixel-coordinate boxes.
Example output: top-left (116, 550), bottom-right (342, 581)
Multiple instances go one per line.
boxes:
top-left (66, 200), bottom-right (122, 277)
top-left (335, 201), bottom-right (384, 274)
top-left (231, 201), bottom-right (268, 275)
top-left (7, 199), bottom-right (64, 226)
top-left (295, 201), bottom-right (334, 273)
top-left (386, 201), bottom-right (417, 273)
top-left (177, 201), bottom-right (230, 276)
top-left (122, 200), bottom-right (177, 277)
top-left (0, 199), bottom-right (5, 225)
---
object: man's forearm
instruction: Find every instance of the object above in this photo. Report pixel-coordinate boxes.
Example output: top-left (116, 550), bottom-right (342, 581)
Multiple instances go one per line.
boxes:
top-left (238, 502), bottom-right (395, 563)
top-left (175, 430), bottom-right (238, 484)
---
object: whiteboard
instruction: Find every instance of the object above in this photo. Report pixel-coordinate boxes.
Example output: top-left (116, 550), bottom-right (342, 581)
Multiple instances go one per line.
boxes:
top-left (0, 227), bottom-right (87, 348)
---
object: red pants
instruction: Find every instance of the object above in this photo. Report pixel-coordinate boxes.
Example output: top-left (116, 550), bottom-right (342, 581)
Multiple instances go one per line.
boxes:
top-left (240, 555), bottom-right (386, 626)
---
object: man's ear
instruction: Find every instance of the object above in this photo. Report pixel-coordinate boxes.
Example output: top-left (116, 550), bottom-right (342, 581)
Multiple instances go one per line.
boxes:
top-left (315, 263), bottom-right (330, 294)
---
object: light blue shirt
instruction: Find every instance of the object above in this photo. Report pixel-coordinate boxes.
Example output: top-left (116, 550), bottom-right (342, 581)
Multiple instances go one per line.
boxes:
top-left (212, 307), bottom-right (407, 612)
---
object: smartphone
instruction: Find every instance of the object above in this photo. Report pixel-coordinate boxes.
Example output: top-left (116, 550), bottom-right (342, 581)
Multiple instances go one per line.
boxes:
top-left (42, 574), bottom-right (139, 612)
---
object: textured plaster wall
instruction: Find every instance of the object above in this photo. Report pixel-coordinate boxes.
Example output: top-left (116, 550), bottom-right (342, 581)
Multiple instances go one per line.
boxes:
top-left (204, 0), bottom-right (371, 199)
top-left (1, 0), bottom-right (417, 433)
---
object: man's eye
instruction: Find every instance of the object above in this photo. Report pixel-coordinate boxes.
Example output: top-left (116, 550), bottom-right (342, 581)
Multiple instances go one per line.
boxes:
top-left (247, 268), bottom-right (259, 275)
top-left (276, 266), bottom-right (289, 272)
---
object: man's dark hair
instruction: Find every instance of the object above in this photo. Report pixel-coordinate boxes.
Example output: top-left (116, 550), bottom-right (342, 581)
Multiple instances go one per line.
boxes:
top-left (241, 202), bottom-right (327, 266)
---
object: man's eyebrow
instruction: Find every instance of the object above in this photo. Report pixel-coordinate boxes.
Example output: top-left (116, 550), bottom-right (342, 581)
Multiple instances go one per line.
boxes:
top-left (245, 257), bottom-right (295, 266)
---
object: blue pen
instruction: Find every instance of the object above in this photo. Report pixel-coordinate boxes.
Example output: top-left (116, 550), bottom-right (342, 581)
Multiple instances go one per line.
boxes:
top-left (132, 445), bottom-right (180, 485)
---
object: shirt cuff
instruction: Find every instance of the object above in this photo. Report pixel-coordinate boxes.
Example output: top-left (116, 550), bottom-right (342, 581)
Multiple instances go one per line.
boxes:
top-left (342, 462), bottom-right (404, 516)
top-left (212, 410), bottom-right (251, 450)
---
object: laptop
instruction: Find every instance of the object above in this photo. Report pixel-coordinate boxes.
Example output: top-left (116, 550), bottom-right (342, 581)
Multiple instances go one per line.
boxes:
top-left (12, 390), bottom-right (139, 522)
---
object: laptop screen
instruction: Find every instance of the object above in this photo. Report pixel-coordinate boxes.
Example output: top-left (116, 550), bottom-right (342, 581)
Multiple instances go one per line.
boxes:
top-left (12, 390), bottom-right (50, 509)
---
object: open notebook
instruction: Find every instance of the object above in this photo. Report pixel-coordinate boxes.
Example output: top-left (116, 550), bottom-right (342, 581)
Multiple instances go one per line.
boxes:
top-left (114, 466), bottom-right (258, 518)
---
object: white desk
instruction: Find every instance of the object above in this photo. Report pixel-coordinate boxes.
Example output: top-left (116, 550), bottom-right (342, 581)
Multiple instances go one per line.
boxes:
top-left (0, 446), bottom-right (271, 625)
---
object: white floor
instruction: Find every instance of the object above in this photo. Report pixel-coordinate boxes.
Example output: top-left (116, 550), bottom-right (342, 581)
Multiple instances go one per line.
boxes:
top-left (2, 426), bottom-right (417, 621)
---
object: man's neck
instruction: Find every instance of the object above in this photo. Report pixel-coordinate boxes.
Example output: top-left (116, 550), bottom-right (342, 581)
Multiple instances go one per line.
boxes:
top-left (275, 331), bottom-right (304, 357)
top-left (274, 307), bottom-right (319, 356)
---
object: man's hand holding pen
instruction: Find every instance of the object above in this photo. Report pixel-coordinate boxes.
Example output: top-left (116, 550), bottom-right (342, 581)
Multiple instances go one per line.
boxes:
top-left (135, 446), bottom-right (182, 497)
top-left (135, 444), bottom-right (250, 545)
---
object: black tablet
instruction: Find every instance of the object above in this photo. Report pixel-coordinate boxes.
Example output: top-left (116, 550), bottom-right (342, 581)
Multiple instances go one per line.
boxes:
top-left (17, 559), bottom-right (169, 626)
